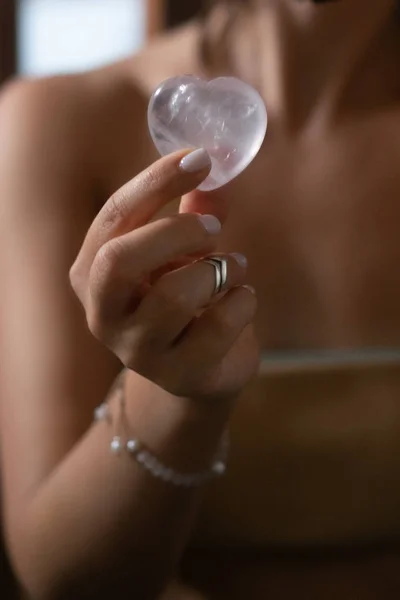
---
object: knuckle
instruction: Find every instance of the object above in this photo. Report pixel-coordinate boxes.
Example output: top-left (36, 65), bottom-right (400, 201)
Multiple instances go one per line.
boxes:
top-left (92, 238), bottom-right (124, 285)
top-left (86, 305), bottom-right (106, 340)
top-left (102, 188), bottom-right (130, 231)
top-left (87, 242), bottom-right (125, 331)
top-left (69, 261), bottom-right (84, 298)
top-left (138, 163), bottom-right (162, 192)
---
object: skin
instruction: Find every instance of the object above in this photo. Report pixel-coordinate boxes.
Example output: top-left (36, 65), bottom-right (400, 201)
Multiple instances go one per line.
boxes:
top-left (1, 0), bottom-right (400, 597)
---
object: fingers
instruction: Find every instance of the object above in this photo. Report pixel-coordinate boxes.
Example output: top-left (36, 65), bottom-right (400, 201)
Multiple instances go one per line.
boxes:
top-left (69, 149), bottom-right (260, 401)
top-left (177, 285), bottom-right (257, 362)
top-left (72, 148), bottom-right (211, 300)
top-left (164, 285), bottom-right (258, 398)
top-left (89, 251), bottom-right (248, 368)
top-left (180, 187), bottom-right (231, 226)
top-left (88, 212), bottom-right (222, 318)
top-left (125, 252), bottom-right (248, 347)
top-left (173, 285), bottom-right (257, 380)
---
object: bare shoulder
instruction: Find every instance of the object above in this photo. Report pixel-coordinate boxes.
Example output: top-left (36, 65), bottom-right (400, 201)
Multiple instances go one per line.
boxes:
top-left (0, 21), bottom-right (201, 208)
top-left (0, 68), bottom-right (148, 207)
top-left (0, 74), bottom-right (88, 174)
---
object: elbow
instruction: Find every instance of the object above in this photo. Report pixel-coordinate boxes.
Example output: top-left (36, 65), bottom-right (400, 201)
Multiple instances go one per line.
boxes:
top-left (7, 525), bottom-right (167, 600)
top-left (5, 526), bottom-right (64, 600)
top-left (4, 515), bottom-right (79, 600)
top-left (5, 499), bottom-right (170, 600)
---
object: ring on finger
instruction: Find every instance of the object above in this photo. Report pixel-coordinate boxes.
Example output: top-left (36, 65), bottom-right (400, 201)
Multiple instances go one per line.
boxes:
top-left (202, 256), bottom-right (229, 296)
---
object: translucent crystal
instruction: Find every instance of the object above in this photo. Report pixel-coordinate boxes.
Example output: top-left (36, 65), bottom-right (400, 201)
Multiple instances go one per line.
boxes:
top-left (148, 76), bottom-right (267, 191)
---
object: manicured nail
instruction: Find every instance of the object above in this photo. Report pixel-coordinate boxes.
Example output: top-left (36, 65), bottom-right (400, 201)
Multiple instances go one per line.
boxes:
top-left (242, 284), bottom-right (256, 295)
top-left (197, 214), bottom-right (222, 234)
top-left (230, 252), bottom-right (248, 268)
top-left (179, 148), bottom-right (212, 173)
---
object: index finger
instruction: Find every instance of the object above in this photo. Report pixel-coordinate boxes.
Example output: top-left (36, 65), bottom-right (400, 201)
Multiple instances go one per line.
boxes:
top-left (74, 148), bottom-right (211, 284)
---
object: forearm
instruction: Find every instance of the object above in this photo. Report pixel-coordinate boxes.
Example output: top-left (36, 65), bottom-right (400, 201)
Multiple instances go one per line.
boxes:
top-left (10, 375), bottom-right (232, 600)
top-left (0, 114), bottom-right (256, 599)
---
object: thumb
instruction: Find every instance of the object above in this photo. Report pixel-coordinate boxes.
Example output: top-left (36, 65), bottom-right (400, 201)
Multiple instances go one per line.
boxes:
top-left (179, 188), bottom-right (231, 225)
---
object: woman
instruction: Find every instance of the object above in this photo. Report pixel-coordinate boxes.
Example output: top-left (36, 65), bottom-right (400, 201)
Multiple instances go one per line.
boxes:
top-left (1, 0), bottom-right (400, 597)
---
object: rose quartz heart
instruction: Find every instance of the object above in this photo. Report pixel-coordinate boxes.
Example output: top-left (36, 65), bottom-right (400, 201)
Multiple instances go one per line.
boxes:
top-left (148, 76), bottom-right (267, 191)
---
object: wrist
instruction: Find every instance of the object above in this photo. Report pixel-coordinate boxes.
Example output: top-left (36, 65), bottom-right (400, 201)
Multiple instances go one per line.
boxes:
top-left (104, 369), bottom-right (234, 476)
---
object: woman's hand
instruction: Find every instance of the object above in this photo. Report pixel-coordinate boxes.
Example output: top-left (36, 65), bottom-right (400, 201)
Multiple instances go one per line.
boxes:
top-left (70, 148), bottom-right (259, 402)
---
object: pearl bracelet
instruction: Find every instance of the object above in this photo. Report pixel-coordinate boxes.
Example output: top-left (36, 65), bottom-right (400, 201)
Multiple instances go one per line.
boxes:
top-left (93, 378), bottom-right (229, 488)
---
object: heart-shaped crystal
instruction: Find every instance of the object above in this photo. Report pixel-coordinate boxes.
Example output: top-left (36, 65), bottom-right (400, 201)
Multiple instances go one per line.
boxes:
top-left (148, 75), bottom-right (267, 191)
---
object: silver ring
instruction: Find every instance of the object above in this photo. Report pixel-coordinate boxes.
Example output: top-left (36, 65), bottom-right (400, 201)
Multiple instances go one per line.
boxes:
top-left (202, 256), bottom-right (228, 295)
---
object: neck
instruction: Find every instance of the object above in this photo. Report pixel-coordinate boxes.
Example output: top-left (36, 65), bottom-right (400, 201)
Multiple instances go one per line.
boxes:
top-left (220, 0), bottom-right (399, 131)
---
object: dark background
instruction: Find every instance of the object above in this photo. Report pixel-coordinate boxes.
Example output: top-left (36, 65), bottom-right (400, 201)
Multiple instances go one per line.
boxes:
top-left (166, 0), bottom-right (203, 28)
top-left (0, 0), bottom-right (17, 84)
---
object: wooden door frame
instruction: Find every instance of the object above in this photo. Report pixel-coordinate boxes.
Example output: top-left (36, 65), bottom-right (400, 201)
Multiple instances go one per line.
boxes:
top-left (0, 0), bottom-right (17, 85)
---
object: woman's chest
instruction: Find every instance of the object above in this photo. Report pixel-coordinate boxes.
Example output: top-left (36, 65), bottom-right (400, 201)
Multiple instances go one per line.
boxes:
top-left (215, 130), bottom-right (400, 350)
top-left (108, 94), bottom-right (400, 349)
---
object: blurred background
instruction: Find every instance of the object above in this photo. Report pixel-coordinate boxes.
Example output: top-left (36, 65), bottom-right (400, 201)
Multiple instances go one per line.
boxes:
top-left (0, 0), bottom-right (203, 85)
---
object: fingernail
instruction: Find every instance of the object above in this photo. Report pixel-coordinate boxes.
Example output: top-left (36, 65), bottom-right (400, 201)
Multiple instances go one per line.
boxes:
top-left (179, 148), bottom-right (212, 173)
top-left (242, 284), bottom-right (256, 295)
top-left (197, 214), bottom-right (222, 234)
top-left (230, 252), bottom-right (248, 268)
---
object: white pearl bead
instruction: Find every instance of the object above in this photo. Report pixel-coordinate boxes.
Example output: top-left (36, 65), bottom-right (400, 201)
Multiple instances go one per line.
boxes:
top-left (126, 439), bottom-right (140, 454)
top-left (153, 465), bottom-right (163, 477)
top-left (94, 403), bottom-right (108, 421)
top-left (212, 461), bottom-right (226, 475)
top-left (172, 474), bottom-right (184, 486)
top-left (136, 451), bottom-right (146, 463)
top-left (163, 468), bottom-right (173, 481)
top-left (110, 436), bottom-right (122, 454)
top-left (146, 456), bottom-right (157, 469)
